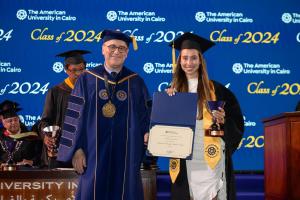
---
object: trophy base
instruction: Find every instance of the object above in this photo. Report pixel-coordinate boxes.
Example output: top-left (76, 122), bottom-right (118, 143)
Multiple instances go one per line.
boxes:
top-left (2, 164), bottom-right (17, 171)
top-left (205, 130), bottom-right (224, 137)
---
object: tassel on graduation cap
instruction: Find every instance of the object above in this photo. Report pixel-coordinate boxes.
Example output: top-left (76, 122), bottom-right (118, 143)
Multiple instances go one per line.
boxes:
top-left (131, 35), bottom-right (138, 51)
top-left (172, 42), bottom-right (176, 73)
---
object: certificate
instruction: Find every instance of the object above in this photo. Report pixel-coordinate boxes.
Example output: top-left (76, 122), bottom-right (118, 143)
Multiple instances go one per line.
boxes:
top-left (148, 125), bottom-right (193, 158)
top-left (147, 92), bottom-right (198, 159)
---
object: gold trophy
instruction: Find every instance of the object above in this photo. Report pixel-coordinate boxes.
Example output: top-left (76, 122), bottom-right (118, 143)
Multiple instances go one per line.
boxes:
top-left (43, 125), bottom-right (61, 158)
top-left (206, 101), bottom-right (225, 137)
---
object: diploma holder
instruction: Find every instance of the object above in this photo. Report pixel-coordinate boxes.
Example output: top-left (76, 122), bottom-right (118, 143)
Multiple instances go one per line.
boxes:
top-left (147, 92), bottom-right (198, 159)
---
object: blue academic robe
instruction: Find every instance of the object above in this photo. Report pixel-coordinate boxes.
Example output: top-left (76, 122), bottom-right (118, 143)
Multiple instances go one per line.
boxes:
top-left (57, 65), bottom-right (150, 200)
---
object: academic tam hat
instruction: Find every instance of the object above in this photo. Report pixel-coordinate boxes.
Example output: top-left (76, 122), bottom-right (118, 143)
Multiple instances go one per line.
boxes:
top-left (169, 32), bottom-right (215, 69)
top-left (0, 100), bottom-right (22, 119)
top-left (100, 29), bottom-right (138, 50)
top-left (56, 50), bottom-right (91, 67)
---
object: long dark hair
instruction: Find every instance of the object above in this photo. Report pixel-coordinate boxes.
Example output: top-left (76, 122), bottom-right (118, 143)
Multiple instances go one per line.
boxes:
top-left (172, 51), bottom-right (212, 119)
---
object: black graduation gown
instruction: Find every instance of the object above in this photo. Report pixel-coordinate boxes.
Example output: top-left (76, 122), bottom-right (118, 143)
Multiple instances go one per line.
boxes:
top-left (171, 80), bottom-right (244, 200)
top-left (39, 81), bottom-right (72, 167)
top-left (0, 126), bottom-right (40, 166)
top-left (40, 81), bottom-right (72, 130)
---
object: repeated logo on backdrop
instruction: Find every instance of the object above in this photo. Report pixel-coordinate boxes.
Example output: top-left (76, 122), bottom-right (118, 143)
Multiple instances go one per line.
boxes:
top-left (143, 62), bottom-right (172, 74)
top-left (0, 82), bottom-right (50, 96)
top-left (232, 63), bottom-right (291, 75)
top-left (0, 28), bottom-right (13, 41)
top-left (209, 29), bottom-right (280, 45)
top-left (0, 61), bottom-right (22, 73)
top-left (16, 9), bottom-right (77, 21)
top-left (247, 81), bottom-right (300, 96)
top-left (195, 11), bottom-right (254, 23)
top-left (30, 27), bottom-right (102, 43)
top-left (281, 12), bottom-right (300, 24)
top-left (1, 1), bottom-right (300, 171)
top-left (19, 114), bottom-right (41, 127)
top-left (106, 10), bottom-right (166, 22)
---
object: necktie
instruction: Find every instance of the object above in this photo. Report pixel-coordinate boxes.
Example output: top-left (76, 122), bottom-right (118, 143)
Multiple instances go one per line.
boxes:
top-left (111, 72), bottom-right (117, 79)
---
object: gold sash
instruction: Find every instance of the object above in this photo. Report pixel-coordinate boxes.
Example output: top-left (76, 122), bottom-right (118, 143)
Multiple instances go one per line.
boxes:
top-left (169, 81), bottom-right (221, 183)
top-left (8, 132), bottom-right (38, 139)
top-left (64, 77), bottom-right (74, 89)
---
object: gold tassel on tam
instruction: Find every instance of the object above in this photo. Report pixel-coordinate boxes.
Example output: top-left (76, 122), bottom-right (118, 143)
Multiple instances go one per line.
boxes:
top-left (172, 42), bottom-right (176, 73)
top-left (169, 158), bottom-right (180, 183)
top-left (131, 35), bottom-right (138, 51)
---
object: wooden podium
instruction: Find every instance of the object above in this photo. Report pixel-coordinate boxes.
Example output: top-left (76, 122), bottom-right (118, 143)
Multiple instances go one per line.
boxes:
top-left (263, 112), bottom-right (300, 200)
top-left (0, 169), bottom-right (156, 199)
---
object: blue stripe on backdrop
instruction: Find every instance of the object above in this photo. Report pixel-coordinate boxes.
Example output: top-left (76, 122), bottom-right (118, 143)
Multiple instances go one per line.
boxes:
top-left (0, 0), bottom-right (299, 171)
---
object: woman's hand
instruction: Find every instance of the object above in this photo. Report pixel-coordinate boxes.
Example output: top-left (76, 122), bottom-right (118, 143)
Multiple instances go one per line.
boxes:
top-left (165, 88), bottom-right (176, 96)
top-left (212, 107), bottom-right (226, 124)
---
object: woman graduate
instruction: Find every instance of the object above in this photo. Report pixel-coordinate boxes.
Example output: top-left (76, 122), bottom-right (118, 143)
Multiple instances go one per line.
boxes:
top-left (166, 32), bottom-right (244, 200)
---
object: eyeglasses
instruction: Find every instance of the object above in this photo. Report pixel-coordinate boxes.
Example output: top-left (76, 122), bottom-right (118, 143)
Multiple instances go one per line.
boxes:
top-left (105, 45), bottom-right (128, 53)
top-left (67, 69), bottom-right (85, 73)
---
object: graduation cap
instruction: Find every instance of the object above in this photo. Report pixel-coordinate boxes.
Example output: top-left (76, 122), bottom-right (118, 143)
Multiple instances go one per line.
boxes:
top-left (169, 32), bottom-right (215, 69)
top-left (56, 50), bottom-right (91, 68)
top-left (0, 100), bottom-right (22, 119)
top-left (101, 29), bottom-right (138, 50)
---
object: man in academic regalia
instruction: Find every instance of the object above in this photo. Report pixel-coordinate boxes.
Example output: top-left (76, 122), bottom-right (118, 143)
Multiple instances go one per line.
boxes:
top-left (57, 30), bottom-right (151, 200)
top-left (39, 50), bottom-right (90, 168)
top-left (0, 100), bottom-right (41, 167)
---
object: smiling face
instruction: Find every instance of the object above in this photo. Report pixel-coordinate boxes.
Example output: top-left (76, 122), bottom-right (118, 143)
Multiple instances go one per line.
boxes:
top-left (102, 39), bottom-right (129, 72)
top-left (179, 49), bottom-right (201, 79)
top-left (2, 116), bottom-right (20, 134)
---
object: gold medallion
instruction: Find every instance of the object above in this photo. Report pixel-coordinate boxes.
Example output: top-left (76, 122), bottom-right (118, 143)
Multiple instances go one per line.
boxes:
top-left (102, 101), bottom-right (116, 118)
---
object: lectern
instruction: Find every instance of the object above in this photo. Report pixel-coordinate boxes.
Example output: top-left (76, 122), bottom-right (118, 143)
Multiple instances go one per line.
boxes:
top-left (263, 112), bottom-right (300, 200)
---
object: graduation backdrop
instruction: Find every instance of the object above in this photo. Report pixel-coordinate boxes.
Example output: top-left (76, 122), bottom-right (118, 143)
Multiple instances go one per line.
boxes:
top-left (0, 0), bottom-right (299, 171)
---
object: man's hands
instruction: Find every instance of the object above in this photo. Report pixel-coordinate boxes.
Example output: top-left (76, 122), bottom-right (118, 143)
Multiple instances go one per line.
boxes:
top-left (72, 148), bottom-right (86, 174)
top-left (17, 159), bottom-right (33, 166)
top-left (43, 135), bottom-right (56, 151)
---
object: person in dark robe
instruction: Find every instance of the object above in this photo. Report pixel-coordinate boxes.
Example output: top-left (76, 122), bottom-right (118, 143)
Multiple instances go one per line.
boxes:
top-left (57, 29), bottom-right (151, 200)
top-left (39, 50), bottom-right (90, 168)
top-left (0, 100), bottom-right (41, 168)
top-left (165, 32), bottom-right (244, 200)
top-left (0, 100), bottom-right (27, 132)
